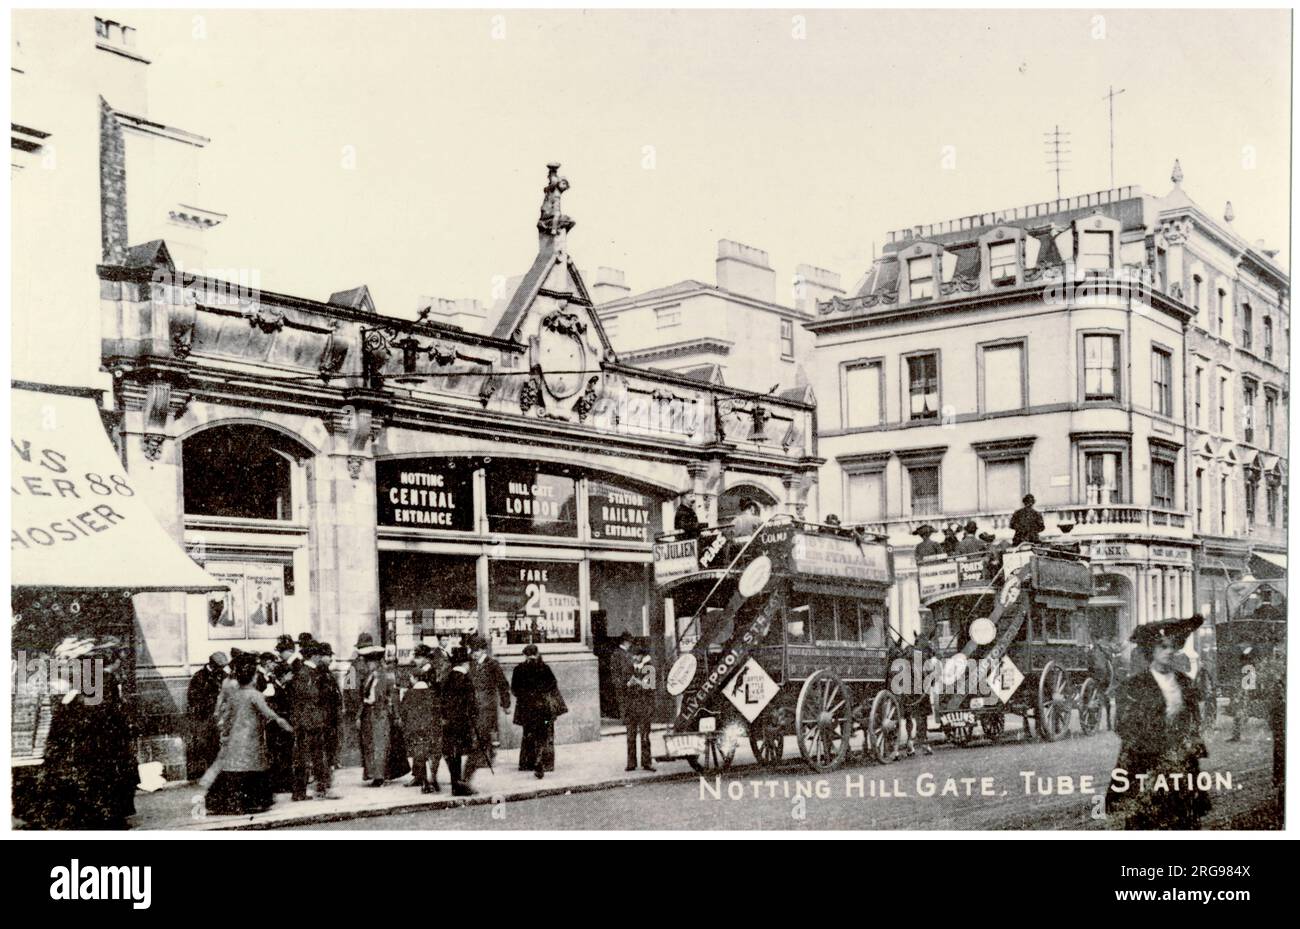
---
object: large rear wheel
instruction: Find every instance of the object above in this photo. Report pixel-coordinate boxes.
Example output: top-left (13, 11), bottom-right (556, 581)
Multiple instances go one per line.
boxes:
top-left (1037, 662), bottom-right (1072, 742)
top-left (865, 690), bottom-right (902, 763)
top-left (1077, 677), bottom-right (1104, 736)
top-left (795, 670), bottom-right (852, 772)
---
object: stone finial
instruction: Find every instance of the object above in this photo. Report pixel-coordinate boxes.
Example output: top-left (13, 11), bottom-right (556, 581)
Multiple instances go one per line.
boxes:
top-left (1223, 201), bottom-right (1235, 223)
top-left (1170, 159), bottom-right (1184, 185)
top-left (537, 162), bottom-right (575, 237)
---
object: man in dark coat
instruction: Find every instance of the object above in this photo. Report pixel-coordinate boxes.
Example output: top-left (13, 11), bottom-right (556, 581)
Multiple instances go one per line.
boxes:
top-left (941, 524), bottom-right (960, 557)
top-left (401, 643), bottom-right (443, 793)
top-left (428, 634), bottom-right (451, 684)
top-left (441, 647), bottom-right (479, 796)
top-left (1010, 494), bottom-right (1045, 545)
top-left (1106, 616), bottom-right (1211, 830)
top-left (186, 651), bottom-right (229, 781)
top-left (314, 643), bottom-right (342, 770)
top-left (608, 632), bottom-right (639, 770)
top-left (956, 520), bottom-right (985, 555)
top-left (624, 645), bottom-right (657, 771)
top-left (258, 651), bottom-right (294, 793)
top-left (913, 525), bottom-right (942, 562)
top-left (511, 644), bottom-right (564, 779)
top-left (289, 642), bottom-right (337, 800)
top-left (465, 634), bottom-right (511, 779)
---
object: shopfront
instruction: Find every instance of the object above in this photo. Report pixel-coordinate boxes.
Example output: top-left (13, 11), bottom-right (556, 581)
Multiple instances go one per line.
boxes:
top-left (1080, 538), bottom-right (1198, 647)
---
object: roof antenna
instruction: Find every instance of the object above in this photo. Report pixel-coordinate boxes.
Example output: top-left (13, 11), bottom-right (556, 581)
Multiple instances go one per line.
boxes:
top-left (1043, 125), bottom-right (1072, 200)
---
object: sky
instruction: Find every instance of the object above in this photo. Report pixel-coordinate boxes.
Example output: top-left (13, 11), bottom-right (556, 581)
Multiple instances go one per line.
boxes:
top-left (126, 8), bottom-right (1290, 316)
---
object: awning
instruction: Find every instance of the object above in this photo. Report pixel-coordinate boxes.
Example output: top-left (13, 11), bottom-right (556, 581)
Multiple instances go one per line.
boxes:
top-left (1250, 551), bottom-right (1287, 579)
top-left (11, 386), bottom-right (225, 592)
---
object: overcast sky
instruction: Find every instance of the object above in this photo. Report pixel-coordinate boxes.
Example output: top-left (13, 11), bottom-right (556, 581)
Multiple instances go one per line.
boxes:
top-left (131, 8), bottom-right (1290, 315)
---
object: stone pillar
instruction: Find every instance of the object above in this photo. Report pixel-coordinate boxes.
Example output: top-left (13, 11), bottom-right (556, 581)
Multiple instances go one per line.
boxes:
top-left (782, 472), bottom-right (800, 516)
top-left (687, 462), bottom-right (713, 524)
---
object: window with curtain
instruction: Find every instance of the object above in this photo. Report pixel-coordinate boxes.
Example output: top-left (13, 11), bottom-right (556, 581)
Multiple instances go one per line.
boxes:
top-left (982, 343), bottom-right (1025, 412)
top-left (1241, 302), bottom-right (1254, 350)
top-left (843, 362), bottom-right (882, 429)
top-left (1085, 452), bottom-right (1123, 505)
top-left (780, 318), bottom-right (794, 359)
top-left (1083, 334), bottom-right (1119, 400)
top-left (907, 354), bottom-right (939, 421)
top-left (988, 241), bottom-right (1017, 283)
top-left (908, 465), bottom-right (940, 516)
top-left (908, 257), bottom-right (934, 301)
top-left (1242, 380), bottom-right (1257, 444)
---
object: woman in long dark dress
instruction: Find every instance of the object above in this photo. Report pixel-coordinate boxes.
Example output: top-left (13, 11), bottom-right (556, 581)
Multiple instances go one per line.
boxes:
top-left (258, 652), bottom-right (295, 794)
top-left (511, 644), bottom-right (565, 778)
top-left (400, 644), bottom-right (443, 793)
top-left (205, 654), bottom-right (293, 815)
top-left (1106, 616), bottom-right (1211, 830)
top-left (39, 636), bottom-right (137, 830)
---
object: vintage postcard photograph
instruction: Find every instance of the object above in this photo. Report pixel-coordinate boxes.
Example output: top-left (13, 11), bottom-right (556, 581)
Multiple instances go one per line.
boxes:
top-left (6, 5), bottom-right (1291, 839)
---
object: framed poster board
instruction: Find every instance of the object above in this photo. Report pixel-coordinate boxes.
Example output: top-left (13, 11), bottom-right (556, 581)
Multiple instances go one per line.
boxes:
top-left (206, 562), bottom-right (286, 640)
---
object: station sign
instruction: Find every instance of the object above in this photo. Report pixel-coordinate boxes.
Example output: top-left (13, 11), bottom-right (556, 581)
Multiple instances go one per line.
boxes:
top-left (376, 459), bottom-right (474, 531)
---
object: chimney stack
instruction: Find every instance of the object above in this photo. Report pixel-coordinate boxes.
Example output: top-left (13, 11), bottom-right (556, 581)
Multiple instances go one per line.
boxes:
top-left (716, 239), bottom-right (775, 303)
top-left (591, 267), bottom-right (631, 304)
top-left (793, 264), bottom-right (843, 313)
top-left (418, 297), bottom-right (487, 333)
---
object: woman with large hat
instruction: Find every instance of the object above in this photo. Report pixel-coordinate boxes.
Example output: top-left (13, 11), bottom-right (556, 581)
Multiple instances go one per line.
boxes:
top-left (1106, 616), bottom-right (1211, 830)
top-left (355, 633), bottom-right (409, 787)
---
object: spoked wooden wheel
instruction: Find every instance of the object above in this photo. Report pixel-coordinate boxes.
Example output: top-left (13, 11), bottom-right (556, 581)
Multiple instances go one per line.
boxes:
top-left (796, 670), bottom-right (852, 772)
top-left (747, 709), bottom-right (787, 766)
top-left (866, 690), bottom-right (902, 763)
top-left (1077, 677), bottom-right (1104, 736)
top-left (981, 711), bottom-right (1006, 742)
top-left (1036, 661), bottom-right (1072, 742)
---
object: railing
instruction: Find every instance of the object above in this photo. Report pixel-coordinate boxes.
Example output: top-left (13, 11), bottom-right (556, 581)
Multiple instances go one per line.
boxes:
top-left (885, 186), bottom-right (1141, 244)
top-left (852, 504), bottom-right (1192, 542)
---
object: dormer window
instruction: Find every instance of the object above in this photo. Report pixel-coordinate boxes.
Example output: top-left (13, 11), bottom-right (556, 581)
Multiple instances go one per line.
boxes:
top-left (1079, 230), bottom-right (1113, 273)
top-left (988, 241), bottom-right (1018, 285)
top-left (907, 257), bottom-right (934, 301)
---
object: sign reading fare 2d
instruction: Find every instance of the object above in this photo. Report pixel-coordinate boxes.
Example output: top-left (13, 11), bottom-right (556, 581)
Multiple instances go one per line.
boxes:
top-left (376, 459), bottom-right (474, 531)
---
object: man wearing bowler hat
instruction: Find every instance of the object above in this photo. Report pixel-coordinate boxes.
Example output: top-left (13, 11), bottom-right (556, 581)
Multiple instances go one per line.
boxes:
top-left (1106, 616), bottom-right (1211, 830)
top-left (442, 645), bottom-right (479, 795)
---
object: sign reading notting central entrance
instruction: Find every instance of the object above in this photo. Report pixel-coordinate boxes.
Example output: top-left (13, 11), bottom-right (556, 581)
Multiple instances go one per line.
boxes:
top-left (376, 459), bottom-right (474, 531)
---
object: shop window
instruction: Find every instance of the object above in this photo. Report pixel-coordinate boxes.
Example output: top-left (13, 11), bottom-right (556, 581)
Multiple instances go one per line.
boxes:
top-left (1083, 334), bottom-right (1120, 401)
top-left (182, 426), bottom-right (299, 521)
top-left (842, 360), bottom-right (883, 429)
top-left (908, 465), bottom-right (940, 516)
top-left (1079, 230), bottom-right (1113, 273)
top-left (488, 559), bottom-right (581, 645)
top-left (906, 352), bottom-right (939, 421)
top-left (988, 241), bottom-right (1018, 285)
top-left (908, 256), bottom-right (934, 301)
top-left (381, 553), bottom-right (480, 657)
top-left (780, 318), bottom-right (795, 360)
top-left (485, 464), bottom-right (578, 537)
top-left (1152, 347), bottom-right (1173, 417)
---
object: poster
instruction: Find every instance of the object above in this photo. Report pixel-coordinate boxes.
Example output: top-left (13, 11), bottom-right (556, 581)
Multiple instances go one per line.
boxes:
top-left (207, 568), bottom-right (248, 639)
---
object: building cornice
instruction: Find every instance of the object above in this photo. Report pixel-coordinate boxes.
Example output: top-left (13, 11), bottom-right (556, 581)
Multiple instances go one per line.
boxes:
top-left (620, 337), bottom-right (733, 364)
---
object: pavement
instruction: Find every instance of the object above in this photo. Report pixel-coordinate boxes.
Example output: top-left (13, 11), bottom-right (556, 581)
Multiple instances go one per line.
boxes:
top-left (131, 729), bottom-right (687, 831)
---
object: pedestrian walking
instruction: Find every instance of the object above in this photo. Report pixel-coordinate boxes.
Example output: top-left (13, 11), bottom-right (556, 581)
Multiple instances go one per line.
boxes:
top-left (465, 633), bottom-right (511, 779)
top-left (203, 653), bottom-right (294, 815)
top-left (624, 645), bottom-right (657, 771)
top-left (1010, 494), bottom-right (1044, 546)
top-left (38, 636), bottom-right (138, 829)
top-left (289, 642), bottom-right (337, 801)
top-left (511, 644), bottom-right (566, 779)
top-left (258, 651), bottom-right (294, 794)
top-left (1106, 616), bottom-right (1211, 830)
top-left (186, 651), bottom-right (229, 782)
top-left (441, 646), bottom-right (479, 796)
top-left (401, 643), bottom-right (443, 793)
top-left (356, 634), bottom-right (409, 786)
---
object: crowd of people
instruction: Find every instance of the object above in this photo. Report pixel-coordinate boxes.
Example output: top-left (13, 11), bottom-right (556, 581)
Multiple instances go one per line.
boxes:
top-left (911, 494), bottom-right (1046, 562)
top-left (184, 631), bottom-right (569, 813)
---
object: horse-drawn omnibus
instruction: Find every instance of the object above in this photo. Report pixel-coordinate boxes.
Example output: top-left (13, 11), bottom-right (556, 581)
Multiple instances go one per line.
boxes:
top-left (653, 516), bottom-right (901, 773)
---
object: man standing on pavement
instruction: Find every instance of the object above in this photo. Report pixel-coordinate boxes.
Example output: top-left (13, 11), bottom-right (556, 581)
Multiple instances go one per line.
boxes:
top-left (624, 644), bottom-right (657, 771)
top-left (314, 642), bottom-right (342, 770)
top-left (465, 633), bottom-right (511, 779)
top-left (290, 642), bottom-right (337, 801)
top-left (442, 646), bottom-right (479, 796)
top-left (186, 651), bottom-right (229, 782)
top-left (609, 631), bottom-right (636, 769)
top-left (1010, 494), bottom-right (1045, 546)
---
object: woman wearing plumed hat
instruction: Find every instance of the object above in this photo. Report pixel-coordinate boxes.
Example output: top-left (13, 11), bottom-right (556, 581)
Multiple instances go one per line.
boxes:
top-left (1106, 616), bottom-right (1211, 830)
top-left (37, 635), bottom-right (137, 829)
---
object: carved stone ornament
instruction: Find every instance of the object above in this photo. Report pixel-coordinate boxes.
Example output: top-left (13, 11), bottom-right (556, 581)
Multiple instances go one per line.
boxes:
top-left (750, 405), bottom-right (771, 441)
top-left (478, 375), bottom-right (498, 408)
top-left (347, 456), bottom-right (364, 480)
top-left (141, 434), bottom-right (166, 461)
top-left (519, 377), bottom-right (543, 414)
top-left (541, 306), bottom-right (588, 338)
top-left (172, 327), bottom-right (193, 359)
top-left (245, 304), bottom-right (287, 333)
top-left (573, 376), bottom-right (601, 422)
top-left (538, 309), bottom-right (587, 400)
